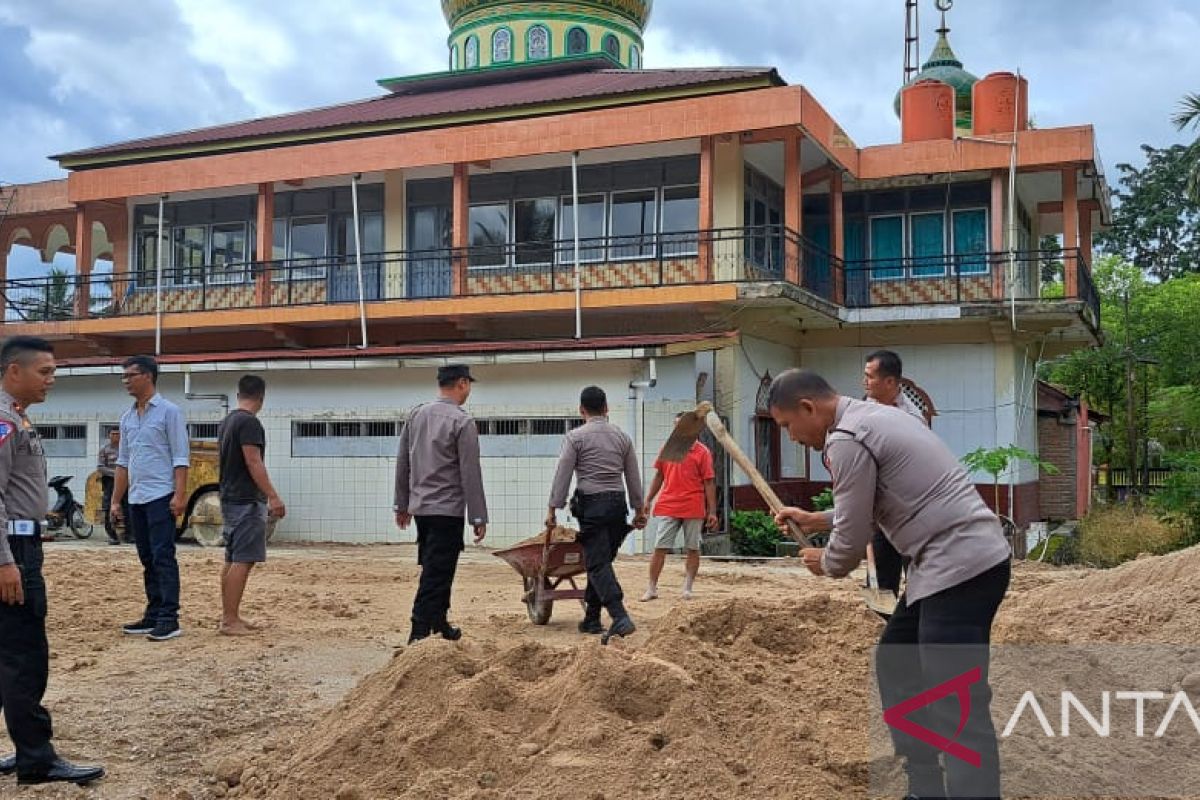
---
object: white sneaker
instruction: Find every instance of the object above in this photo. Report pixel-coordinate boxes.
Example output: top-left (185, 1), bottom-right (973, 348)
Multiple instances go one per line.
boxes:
top-left (681, 588), bottom-right (694, 600)
top-left (639, 588), bottom-right (658, 602)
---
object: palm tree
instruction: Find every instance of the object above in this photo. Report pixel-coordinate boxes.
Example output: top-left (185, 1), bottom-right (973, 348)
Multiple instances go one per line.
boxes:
top-left (1172, 92), bottom-right (1200, 204)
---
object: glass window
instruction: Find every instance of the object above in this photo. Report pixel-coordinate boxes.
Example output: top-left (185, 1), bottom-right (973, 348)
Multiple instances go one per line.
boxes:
top-left (464, 36), bottom-right (479, 68)
top-left (869, 215), bottom-right (905, 279)
top-left (909, 212), bottom-right (946, 277)
top-left (469, 203), bottom-right (508, 268)
top-left (210, 223), bottom-right (248, 283)
top-left (334, 212), bottom-right (384, 256)
top-left (172, 225), bottom-right (206, 285)
top-left (290, 216), bottom-right (328, 279)
top-left (661, 186), bottom-right (699, 256)
top-left (603, 34), bottom-right (620, 60)
top-left (514, 198), bottom-right (556, 266)
top-left (610, 190), bottom-right (656, 259)
top-left (272, 219), bottom-right (288, 261)
top-left (560, 194), bottom-right (606, 262)
top-left (492, 28), bottom-right (512, 62)
top-left (527, 25), bottom-right (550, 60)
top-left (136, 229), bottom-right (161, 285)
top-left (953, 209), bottom-right (989, 275)
top-left (566, 27), bottom-right (588, 55)
top-left (450, 44), bottom-right (459, 71)
top-left (629, 45), bottom-right (641, 69)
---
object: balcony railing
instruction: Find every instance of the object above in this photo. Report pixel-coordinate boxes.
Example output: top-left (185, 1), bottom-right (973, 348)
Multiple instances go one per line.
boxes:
top-left (0, 234), bottom-right (1097, 326)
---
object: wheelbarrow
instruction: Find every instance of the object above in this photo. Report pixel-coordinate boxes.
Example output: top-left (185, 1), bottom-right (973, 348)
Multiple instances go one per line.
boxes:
top-left (493, 526), bottom-right (587, 625)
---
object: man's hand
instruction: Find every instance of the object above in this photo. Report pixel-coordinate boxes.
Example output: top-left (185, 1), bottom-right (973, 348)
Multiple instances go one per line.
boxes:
top-left (169, 492), bottom-right (187, 518)
top-left (774, 506), bottom-right (829, 534)
top-left (632, 513), bottom-right (648, 530)
top-left (0, 564), bottom-right (24, 605)
top-left (395, 512), bottom-right (412, 529)
top-left (473, 524), bottom-right (487, 544)
top-left (267, 494), bottom-right (286, 520)
top-left (109, 503), bottom-right (124, 524)
top-left (704, 513), bottom-right (719, 532)
top-left (801, 547), bottom-right (826, 576)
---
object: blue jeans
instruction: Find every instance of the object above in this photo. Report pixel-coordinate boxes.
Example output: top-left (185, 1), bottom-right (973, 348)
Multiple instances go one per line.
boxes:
top-left (129, 494), bottom-right (180, 626)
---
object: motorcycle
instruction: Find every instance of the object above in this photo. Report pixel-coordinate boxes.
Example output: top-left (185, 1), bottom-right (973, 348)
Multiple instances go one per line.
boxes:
top-left (45, 475), bottom-right (94, 539)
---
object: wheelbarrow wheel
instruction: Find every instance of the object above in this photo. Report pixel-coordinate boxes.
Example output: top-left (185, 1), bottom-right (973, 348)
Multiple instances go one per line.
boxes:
top-left (523, 577), bottom-right (554, 625)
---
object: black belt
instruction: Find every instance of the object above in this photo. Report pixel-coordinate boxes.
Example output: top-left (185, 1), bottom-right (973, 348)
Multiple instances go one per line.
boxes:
top-left (578, 491), bottom-right (624, 499)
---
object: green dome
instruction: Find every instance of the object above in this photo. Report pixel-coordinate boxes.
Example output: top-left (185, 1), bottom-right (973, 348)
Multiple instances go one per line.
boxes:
top-left (442, 0), bottom-right (653, 28)
top-left (893, 29), bottom-right (977, 123)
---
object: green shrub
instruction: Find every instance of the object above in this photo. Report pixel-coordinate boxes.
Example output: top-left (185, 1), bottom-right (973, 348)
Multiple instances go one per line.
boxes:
top-left (1076, 505), bottom-right (1184, 567)
top-left (1153, 452), bottom-right (1200, 545)
top-left (811, 488), bottom-right (834, 512)
top-left (729, 510), bottom-right (785, 557)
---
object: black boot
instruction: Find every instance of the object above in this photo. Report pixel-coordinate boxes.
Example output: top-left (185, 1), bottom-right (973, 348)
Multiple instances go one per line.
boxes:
top-left (407, 618), bottom-right (432, 644)
top-left (600, 615), bottom-right (636, 645)
top-left (433, 619), bottom-right (462, 641)
top-left (904, 761), bottom-right (945, 800)
top-left (578, 605), bottom-right (603, 634)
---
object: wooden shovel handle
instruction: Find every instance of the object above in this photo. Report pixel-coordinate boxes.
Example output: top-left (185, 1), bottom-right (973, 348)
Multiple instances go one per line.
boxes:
top-left (704, 411), bottom-right (812, 547)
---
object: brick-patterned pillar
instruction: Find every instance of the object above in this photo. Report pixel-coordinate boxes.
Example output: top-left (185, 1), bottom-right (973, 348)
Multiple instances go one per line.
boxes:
top-left (452, 163), bottom-right (469, 296)
top-left (1062, 167), bottom-right (1079, 298)
top-left (74, 205), bottom-right (92, 318)
top-left (103, 207), bottom-right (130, 316)
top-left (830, 170), bottom-right (845, 304)
top-left (784, 132), bottom-right (803, 285)
top-left (255, 182), bottom-right (275, 306)
top-left (698, 135), bottom-right (714, 282)
top-left (990, 170), bottom-right (1005, 300)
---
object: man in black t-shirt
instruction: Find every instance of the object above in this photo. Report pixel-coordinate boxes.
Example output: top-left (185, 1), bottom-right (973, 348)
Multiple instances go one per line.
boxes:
top-left (216, 375), bottom-right (285, 636)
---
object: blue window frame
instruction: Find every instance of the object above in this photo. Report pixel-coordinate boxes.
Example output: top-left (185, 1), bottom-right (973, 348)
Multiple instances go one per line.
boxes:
top-left (869, 215), bottom-right (905, 279)
top-left (909, 212), bottom-right (946, 277)
top-left (953, 209), bottom-right (989, 275)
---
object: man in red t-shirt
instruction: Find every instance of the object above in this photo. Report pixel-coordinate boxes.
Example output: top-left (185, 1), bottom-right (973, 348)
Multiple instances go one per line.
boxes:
top-left (640, 422), bottom-right (717, 601)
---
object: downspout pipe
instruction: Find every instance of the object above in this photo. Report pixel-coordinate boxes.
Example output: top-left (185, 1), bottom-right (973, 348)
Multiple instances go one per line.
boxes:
top-left (182, 369), bottom-right (230, 414)
top-left (627, 358), bottom-right (657, 553)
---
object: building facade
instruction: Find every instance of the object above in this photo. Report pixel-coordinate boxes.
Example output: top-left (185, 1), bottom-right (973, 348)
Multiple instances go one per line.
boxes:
top-left (0, 2), bottom-right (1105, 548)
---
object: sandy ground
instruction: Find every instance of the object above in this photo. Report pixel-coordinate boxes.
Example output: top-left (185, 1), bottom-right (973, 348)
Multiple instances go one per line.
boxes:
top-left (0, 540), bottom-right (847, 799)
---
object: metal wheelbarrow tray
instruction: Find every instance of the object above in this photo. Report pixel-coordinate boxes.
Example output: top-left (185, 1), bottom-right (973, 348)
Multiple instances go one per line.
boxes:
top-left (493, 527), bottom-right (587, 625)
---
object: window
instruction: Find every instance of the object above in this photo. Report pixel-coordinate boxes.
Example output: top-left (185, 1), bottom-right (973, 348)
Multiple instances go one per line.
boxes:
top-left (560, 194), bottom-right (606, 262)
top-left (450, 44), bottom-right (459, 70)
top-left (661, 186), bottom-right (700, 256)
top-left (754, 416), bottom-right (781, 482)
top-left (869, 215), bottom-right (905, 279)
top-left (527, 25), bottom-right (550, 60)
top-left (514, 198), bottom-right (557, 266)
top-left (610, 190), bottom-right (656, 259)
top-left (271, 219), bottom-right (288, 261)
top-left (492, 28), bottom-right (512, 63)
top-left (210, 223), bottom-right (248, 283)
top-left (909, 212), bottom-right (946, 277)
top-left (464, 35), bottom-right (479, 68)
top-left (603, 34), bottom-right (620, 60)
top-left (475, 417), bottom-right (575, 457)
top-left (291, 420), bottom-right (401, 457)
top-left (953, 209), bottom-right (989, 275)
top-left (188, 422), bottom-right (220, 441)
top-left (36, 424), bottom-right (86, 458)
top-left (566, 27), bottom-right (588, 55)
top-left (629, 45), bottom-right (641, 69)
top-left (172, 225), bottom-right (206, 285)
top-left (289, 216), bottom-right (328, 279)
top-left (468, 203), bottom-right (509, 268)
top-left (136, 229), bottom-right (162, 285)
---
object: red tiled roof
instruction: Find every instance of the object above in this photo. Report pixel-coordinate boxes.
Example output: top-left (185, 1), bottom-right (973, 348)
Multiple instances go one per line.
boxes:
top-left (56, 331), bottom-right (738, 368)
top-left (55, 61), bottom-right (778, 163)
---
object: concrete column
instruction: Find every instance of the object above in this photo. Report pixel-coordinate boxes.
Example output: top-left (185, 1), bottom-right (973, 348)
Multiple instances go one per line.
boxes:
top-left (1062, 167), bottom-right (1079, 298)
top-left (830, 170), bottom-right (845, 304)
top-left (698, 135), bottom-right (714, 281)
top-left (255, 182), bottom-right (275, 306)
top-left (1078, 198), bottom-right (1093, 269)
top-left (784, 132), bottom-right (803, 285)
top-left (990, 170), bottom-right (1005, 300)
top-left (1076, 399), bottom-right (1092, 519)
top-left (73, 205), bottom-right (92, 318)
top-left (452, 163), bottom-right (469, 296)
top-left (711, 135), bottom-right (744, 282)
top-left (384, 169), bottom-right (406, 299)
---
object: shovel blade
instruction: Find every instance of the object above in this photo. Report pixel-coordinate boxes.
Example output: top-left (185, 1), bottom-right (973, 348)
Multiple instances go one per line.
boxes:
top-left (657, 402), bottom-right (713, 463)
top-left (861, 587), bottom-right (897, 619)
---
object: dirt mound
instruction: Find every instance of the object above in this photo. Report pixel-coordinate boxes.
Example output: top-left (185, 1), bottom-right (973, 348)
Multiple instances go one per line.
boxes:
top-left (996, 544), bottom-right (1200, 643)
top-left (235, 596), bottom-right (880, 799)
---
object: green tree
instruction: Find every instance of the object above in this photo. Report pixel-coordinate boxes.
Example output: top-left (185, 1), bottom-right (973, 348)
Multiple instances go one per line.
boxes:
top-left (1171, 91), bottom-right (1200, 204)
top-left (1097, 144), bottom-right (1200, 280)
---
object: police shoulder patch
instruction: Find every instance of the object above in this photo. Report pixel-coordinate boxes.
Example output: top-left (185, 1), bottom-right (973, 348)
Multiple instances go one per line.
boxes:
top-left (0, 421), bottom-right (13, 447)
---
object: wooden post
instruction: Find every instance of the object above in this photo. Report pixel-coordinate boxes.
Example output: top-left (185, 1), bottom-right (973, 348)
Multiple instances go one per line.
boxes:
top-left (74, 205), bottom-right (92, 318)
top-left (255, 182), bottom-right (275, 306)
top-left (830, 170), bottom-right (845, 304)
top-left (1062, 167), bottom-right (1079, 298)
top-left (452, 163), bottom-right (469, 296)
top-left (698, 135), bottom-right (714, 282)
top-left (784, 132), bottom-right (803, 285)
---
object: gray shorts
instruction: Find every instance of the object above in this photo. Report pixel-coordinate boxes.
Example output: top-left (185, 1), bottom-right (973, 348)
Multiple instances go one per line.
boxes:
top-left (653, 517), bottom-right (704, 551)
top-left (222, 500), bottom-right (267, 564)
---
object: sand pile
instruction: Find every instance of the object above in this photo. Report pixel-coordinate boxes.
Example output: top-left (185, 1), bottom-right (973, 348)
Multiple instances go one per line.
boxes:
top-left (997, 544), bottom-right (1200, 643)
top-left (228, 595), bottom-right (880, 800)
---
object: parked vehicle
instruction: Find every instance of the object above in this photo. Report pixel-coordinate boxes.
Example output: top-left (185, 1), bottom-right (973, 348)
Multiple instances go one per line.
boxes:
top-left (46, 475), bottom-right (94, 539)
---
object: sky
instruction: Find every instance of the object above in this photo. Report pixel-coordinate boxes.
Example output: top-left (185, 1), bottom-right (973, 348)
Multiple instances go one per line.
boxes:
top-left (0, 0), bottom-right (1197, 269)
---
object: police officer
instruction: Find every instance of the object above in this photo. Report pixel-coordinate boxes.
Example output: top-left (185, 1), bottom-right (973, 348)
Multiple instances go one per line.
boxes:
top-left (97, 428), bottom-right (125, 545)
top-left (546, 386), bottom-right (646, 642)
top-left (394, 364), bottom-right (487, 645)
top-left (769, 369), bottom-right (1009, 800)
top-left (0, 336), bottom-right (104, 786)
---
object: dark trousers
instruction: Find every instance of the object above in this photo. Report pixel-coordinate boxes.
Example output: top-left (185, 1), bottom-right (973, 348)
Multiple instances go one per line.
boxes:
top-left (872, 530), bottom-right (906, 593)
top-left (877, 559), bottom-right (1011, 800)
top-left (577, 492), bottom-right (630, 622)
top-left (0, 536), bottom-right (57, 774)
top-left (129, 494), bottom-right (180, 626)
top-left (411, 516), bottom-right (464, 624)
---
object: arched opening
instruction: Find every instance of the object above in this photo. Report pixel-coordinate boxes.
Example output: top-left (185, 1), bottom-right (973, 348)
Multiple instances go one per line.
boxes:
top-left (492, 28), bottom-right (512, 63)
top-left (566, 27), bottom-right (589, 56)
top-left (602, 33), bottom-right (620, 61)
top-left (464, 35), bottom-right (479, 69)
top-left (630, 44), bottom-right (641, 69)
top-left (526, 25), bottom-right (550, 60)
